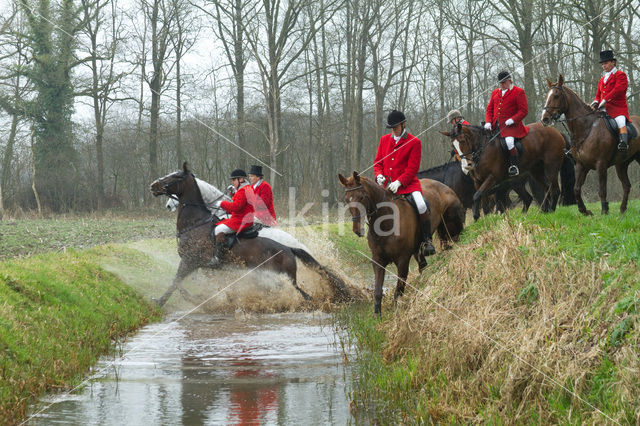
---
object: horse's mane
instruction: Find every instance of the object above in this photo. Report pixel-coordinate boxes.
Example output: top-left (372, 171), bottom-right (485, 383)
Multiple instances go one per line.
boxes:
top-left (419, 162), bottom-right (451, 174)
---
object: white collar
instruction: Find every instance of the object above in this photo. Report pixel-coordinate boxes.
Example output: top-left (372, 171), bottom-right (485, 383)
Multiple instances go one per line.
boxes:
top-left (604, 67), bottom-right (617, 83)
top-left (238, 181), bottom-right (250, 190)
top-left (253, 179), bottom-right (263, 189)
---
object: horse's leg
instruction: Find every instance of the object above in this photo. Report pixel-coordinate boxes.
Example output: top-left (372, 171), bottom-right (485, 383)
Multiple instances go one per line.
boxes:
top-left (393, 258), bottom-right (411, 305)
top-left (596, 162), bottom-right (609, 215)
top-left (472, 176), bottom-right (497, 221)
top-left (414, 253), bottom-right (427, 273)
top-left (529, 167), bottom-right (552, 212)
top-left (372, 258), bottom-right (386, 316)
top-left (153, 259), bottom-right (194, 307)
top-left (511, 182), bottom-right (533, 213)
top-left (614, 161), bottom-right (632, 214)
top-left (573, 162), bottom-right (592, 216)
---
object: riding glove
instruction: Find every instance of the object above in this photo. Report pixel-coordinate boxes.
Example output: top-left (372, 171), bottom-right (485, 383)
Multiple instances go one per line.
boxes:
top-left (590, 100), bottom-right (598, 110)
top-left (598, 100), bottom-right (606, 110)
top-left (505, 118), bottom-right (514, 126)
top-left (226, 184), bottom-right (236, 195)
top-left (388, 180), bottom-right (401, 193)
top-left (376, 174), bottom-right (386, 186)
top-left (484, 122), bottom-right (492, 131)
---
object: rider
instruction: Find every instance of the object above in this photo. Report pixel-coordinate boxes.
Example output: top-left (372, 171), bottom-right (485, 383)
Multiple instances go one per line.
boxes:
top-left (484, 70), bottom-right (529, 176)
top-left (208, 169), bottom-right (256, 267)
top-left (590, 49), bottom-right (631, 151)
top-left (374, 109), bottom-right (436, 257)
top-left (248, 164), bottom-right (277, 226)
top-left (447, 109), bottom-right (470, 126)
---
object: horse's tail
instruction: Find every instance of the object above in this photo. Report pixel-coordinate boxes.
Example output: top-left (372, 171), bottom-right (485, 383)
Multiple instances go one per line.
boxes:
top-left (290, 248), bottom-right (352, 302)
top-left (560, 133), bottom-right (577, 206)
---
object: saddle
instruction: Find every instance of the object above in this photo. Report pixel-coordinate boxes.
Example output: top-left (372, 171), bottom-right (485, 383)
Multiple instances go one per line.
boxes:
top-left (602, 113), bottom-right (638, 140)
top-left (499, 138), bottom-right (524, 157)
top-left (209, 223), bottom-right (263, 248)
top-left (402, 193), bottom-right (430, 217)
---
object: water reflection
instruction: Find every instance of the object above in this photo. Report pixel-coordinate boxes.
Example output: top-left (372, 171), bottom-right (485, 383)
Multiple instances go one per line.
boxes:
top-left (29, 313), bottom-right (351, 425)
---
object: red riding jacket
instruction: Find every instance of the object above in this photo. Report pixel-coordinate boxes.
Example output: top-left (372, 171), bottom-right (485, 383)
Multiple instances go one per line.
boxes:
top-left (373, 132), bottom-right (422, 194)
top-left (218, 183), bottom-right (255, 232)
top-left (595, 69), bottom-right (630, 120)
top-left (485, 85), bottom-right (529, 139)
top-left (253, 179), bottom-right (277, 226)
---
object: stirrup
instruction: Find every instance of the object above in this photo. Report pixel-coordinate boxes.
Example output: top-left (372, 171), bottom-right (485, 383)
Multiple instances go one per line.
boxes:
top-left (508, 165), bottom-right (519, 176)
top-left (420, 240), bottom-right (436, 257)
top-left (618, 142), bottom-right (629, 151)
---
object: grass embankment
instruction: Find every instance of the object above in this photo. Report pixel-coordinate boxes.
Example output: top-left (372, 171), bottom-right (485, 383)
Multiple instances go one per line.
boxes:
top-left (0, 217), bottom-right (169, 425)
top-left (335, 201), bottom-right (640, 423)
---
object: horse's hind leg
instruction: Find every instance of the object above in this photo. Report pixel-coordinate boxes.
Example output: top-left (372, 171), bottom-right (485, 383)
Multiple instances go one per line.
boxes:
top-left (615, 161), bottom-right (632, 214)
top-left (284, 255), bottom-right (311, 301)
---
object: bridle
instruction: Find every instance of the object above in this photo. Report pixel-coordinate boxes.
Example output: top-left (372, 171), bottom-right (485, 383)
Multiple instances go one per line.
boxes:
top-left (452, 127), bottom-right (499, 165)
top-left (344, 185), bottom-right (378, 222)
top-left (542, 84), bottom-right (600, 147)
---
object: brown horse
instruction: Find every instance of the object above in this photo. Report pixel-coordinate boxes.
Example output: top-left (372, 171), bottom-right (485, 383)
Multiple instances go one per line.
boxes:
top-left (150, 162), bottom-right (351, 307)
top-left (540, 75), bottom-right (640, 215)
top-left (338, 172), bottom-right (464, 315)
top-left (443, 122), bottom-right (567, 221)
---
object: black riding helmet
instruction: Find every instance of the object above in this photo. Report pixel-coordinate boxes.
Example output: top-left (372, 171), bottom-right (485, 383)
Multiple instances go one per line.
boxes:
top-left (230, 169), bottom-right (247, 178)
top-left (497, 70), bottom-right (512, 83)
top-left (385, 110), bottom-right (407, 128)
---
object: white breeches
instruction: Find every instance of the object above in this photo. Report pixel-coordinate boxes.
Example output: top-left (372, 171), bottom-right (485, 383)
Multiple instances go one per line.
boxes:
top-left (505, 136), bottom-right (515, 150)
top-left (614, 115), bottom-right (626, 128)
top-left (214, 224), bottom-right (235, 235)
top-left (411, 191), bottom-right (427, 214)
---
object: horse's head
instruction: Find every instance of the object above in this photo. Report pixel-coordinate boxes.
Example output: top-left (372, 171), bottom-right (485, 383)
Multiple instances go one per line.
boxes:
top-left (338, 171), bottom-right (375, 237)
top-left (440, 124), bottom-right (479, 174)
top-left (150, 161), bottom-right (193, 199)
top-left (540, 75), bottom-right (568, 126)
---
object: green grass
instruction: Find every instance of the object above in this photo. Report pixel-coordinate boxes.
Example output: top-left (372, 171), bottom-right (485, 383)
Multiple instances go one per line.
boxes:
top-left (0, 216), bottom-right (174, 259)
top-left (335, 199), bottom-right (640, 423)
top-left (0, 247), bottom-right (161, 424)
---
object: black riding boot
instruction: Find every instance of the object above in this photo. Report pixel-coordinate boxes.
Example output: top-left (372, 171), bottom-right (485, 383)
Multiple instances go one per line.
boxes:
top-left (618, 132), bottom-right (629, 151)
top-left (207, 233), bottom-right (228, 268)
top-left (419, 211), bottom-right (436, 257)
top-left (508, 148), bottom-right (519, 176)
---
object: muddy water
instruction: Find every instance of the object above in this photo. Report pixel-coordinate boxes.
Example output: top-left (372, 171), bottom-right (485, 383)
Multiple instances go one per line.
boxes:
top-left (29, 312), bottom-right (353, 425)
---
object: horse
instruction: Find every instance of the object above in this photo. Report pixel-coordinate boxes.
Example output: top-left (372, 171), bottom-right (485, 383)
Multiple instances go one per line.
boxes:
top-left (443, 122), bottom-right (568, 221)
top-left (417, 161), bottom-right (548, 215)
top-left (540, 75), bottom-right (640, 215)
top-left (338, 172), bottom-right (465, 315)
top-left (150, 162), bottom-right (351, 307)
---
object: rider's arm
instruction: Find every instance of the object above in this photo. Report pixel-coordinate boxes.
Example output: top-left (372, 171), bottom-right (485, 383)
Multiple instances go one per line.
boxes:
top-left (396, 139), bottom-right (421, 187)
top-left (604, 72), bottom-right (628, 103)
top-left (510, 88), bottom-right (529, 123)
top-left (485, 90), bottom-right (496, 124)
top-left (373, 135), bottom-right (386, 178)
top-left (220, 189), bottom-right (247, 213)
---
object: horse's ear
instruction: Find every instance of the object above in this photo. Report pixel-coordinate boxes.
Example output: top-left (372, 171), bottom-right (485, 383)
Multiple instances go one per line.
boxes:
top-left (546, 78), bottom-right (553, 88)
top-left (439, 130), bottom-right (450, 136)
top-left (558, 74), bottom-right (564, 86)
top-left (338, 173), bottom-right (347, 186)
top-left (352, 171), bottom-right (360, 184)
top-left (182, 161), bottom-right (189, 173)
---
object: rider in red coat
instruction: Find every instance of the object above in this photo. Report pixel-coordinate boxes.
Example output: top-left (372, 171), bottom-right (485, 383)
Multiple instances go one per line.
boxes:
top-left (208, 168), bottom-right (256, 267)
top-left (484, 70), bottom-right (529, 176)
top-left (590, 49), bottom-right (631, 151)
top-left (248, 164), bottom-right (277, 226)
top-left (373, 110), bottom-right (435, 256)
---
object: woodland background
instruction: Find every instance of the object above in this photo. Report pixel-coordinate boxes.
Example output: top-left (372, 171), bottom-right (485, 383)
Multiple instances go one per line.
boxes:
top-left (0, 0), bottom-right (639, 214)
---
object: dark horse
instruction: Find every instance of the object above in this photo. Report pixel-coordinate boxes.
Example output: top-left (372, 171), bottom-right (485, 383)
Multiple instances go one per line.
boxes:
top-left (541, 75), bottom-right (640, 215)
top-left (338, 172), bottom-right (464, 315)
top-left (445, 122), bottom-right (569, 220)
top-left (150, 162), bottom-right (350, 307)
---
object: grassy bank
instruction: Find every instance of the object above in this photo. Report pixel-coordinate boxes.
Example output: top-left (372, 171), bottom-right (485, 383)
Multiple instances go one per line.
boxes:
top-left (0, 246), bottom-right (161, 424)
top-left (335, 201), bottom-right (640, 423)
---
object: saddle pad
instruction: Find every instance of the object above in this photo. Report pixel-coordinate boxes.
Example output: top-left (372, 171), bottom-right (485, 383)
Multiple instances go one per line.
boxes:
top-left (603, 114), bottom-right (638, 140)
